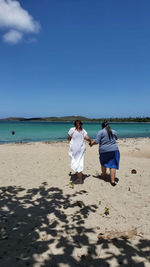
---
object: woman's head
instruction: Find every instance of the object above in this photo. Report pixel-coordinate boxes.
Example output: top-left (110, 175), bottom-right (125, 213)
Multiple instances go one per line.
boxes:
top-left (74, 120), bottom-right (82, 130)
top-left (102, 120), bottom-right (113, 139)
top-left (102, 120), bottom-right (109, 129)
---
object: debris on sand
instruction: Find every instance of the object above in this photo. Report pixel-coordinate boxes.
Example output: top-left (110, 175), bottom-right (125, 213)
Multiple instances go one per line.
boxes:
top-left (98, 228), bottom-right (137, 240)
top-left (131, 169), bottom-right (137, 174)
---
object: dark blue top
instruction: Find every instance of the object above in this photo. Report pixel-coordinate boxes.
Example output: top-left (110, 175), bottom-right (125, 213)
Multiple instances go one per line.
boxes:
top-left (95, 128), bottom-right (118, 153)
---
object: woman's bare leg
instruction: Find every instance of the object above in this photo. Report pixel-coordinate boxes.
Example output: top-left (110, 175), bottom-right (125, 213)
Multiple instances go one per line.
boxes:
top-left (77, 172), bottom-right (82, 180)
top-left (110, 168), bottom-right (116, 184)
top-left (101, 165), bottom-right (106, 178)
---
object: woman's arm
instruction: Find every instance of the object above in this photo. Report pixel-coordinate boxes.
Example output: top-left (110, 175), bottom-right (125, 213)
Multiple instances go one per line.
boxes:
top-left (114, 134), bottom-right (118, 140)
top-left (68, 135), bottom-right (71, 141)
top-left (113, 130), bottom-right (118, 140)
top-left (84, 134), bottom-right (92, 144)
top-left (90, 131), bottom-right (101, 146)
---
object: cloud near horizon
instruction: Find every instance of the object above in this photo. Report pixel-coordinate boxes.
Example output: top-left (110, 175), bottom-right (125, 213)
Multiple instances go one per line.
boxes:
top-left (0, 0), bottom-right (41, 44)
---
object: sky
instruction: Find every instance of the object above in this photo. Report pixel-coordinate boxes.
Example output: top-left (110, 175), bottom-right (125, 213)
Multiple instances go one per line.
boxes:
top-left (0, 0), bottom-right (150, 118)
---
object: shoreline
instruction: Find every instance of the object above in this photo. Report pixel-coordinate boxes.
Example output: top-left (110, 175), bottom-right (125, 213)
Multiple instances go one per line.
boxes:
top-left (0, 136), bottom-right (150, 145)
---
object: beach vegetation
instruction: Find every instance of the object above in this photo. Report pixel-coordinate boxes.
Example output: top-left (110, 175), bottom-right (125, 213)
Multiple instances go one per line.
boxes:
top-left (104, 207), bottom-right (109, 215)
top-left (69, 182), bottom-right (74, 189)
top-left (1, 116), bottom-right (150, 122)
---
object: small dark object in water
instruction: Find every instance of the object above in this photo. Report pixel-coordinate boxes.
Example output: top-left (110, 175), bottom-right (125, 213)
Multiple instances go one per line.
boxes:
top-left (131, 169), bottom-right (137, 174)
top-left (11, 131), bottom-right (15, 135)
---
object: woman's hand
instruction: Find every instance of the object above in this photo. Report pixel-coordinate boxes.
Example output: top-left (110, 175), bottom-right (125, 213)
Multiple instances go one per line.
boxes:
top-left (89, 140), bottom-right (92, 146)
top-left (89, 140), bottom-right (93, 147)
top-left (68, 135), bottom-right (71, 141)
top-left (89, 140), bottom-right (97, 147)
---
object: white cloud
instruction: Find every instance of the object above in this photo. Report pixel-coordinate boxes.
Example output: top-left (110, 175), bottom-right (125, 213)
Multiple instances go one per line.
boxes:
top-left (0, 0), bottom-right (40, 44)
top-left (3, 29), bottom-right (23, 44)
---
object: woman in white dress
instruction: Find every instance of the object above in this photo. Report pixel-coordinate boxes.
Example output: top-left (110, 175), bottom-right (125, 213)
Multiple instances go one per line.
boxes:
top-left (68, 120), bottom-right (91, 184)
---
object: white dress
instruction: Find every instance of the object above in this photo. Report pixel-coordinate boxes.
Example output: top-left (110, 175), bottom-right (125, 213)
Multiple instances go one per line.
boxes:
top-left (68, 127), bottom-right (87, 172)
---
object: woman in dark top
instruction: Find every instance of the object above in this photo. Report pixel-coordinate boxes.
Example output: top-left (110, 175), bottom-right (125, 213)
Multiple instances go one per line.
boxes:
top-left (90, 121), bottom-right (120, 186)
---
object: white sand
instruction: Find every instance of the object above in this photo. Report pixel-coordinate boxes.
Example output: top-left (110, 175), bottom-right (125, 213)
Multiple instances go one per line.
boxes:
top-left (0, 138), bottom-right (150, 266)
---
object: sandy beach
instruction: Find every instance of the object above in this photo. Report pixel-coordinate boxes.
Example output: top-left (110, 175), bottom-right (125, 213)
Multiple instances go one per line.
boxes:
top-left (0, 138), bottom-right (150, 266)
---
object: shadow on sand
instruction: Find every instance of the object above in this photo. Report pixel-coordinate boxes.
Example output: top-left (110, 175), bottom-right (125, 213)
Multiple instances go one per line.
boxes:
top-left (93, 174), bottom-right (119, 184)
top-left (69, 172), bottom-right (90, 183)
top-left (0, 184), bottom-right (149, 266)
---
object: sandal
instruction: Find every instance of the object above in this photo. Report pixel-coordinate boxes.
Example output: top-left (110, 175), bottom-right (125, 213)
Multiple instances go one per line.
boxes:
top-left (111, 182), bottom-right (116, 187)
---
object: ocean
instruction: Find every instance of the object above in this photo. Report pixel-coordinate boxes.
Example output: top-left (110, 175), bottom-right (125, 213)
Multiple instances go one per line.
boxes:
top-left (0, 121), bottom-right (150, 144)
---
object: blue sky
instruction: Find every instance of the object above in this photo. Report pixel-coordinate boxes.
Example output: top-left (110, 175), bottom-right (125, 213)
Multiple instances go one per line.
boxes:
top-left (0, 0), bottom-right (150, 118)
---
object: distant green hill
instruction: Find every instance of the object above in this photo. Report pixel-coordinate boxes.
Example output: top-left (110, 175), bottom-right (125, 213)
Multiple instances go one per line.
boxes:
top-left (0, 116), bottom-right (150, 122)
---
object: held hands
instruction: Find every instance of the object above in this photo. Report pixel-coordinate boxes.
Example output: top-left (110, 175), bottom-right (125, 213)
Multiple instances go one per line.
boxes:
top-left (89, 140), bottom-right (93, 147)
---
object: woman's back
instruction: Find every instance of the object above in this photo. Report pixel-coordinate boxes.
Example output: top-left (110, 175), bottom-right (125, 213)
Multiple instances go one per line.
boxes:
top-left (95, 128), bottom-right (118, 153)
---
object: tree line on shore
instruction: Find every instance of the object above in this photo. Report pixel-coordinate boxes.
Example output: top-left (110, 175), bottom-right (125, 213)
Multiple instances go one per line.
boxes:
top-left (0, 116), bottom-right (150, 122)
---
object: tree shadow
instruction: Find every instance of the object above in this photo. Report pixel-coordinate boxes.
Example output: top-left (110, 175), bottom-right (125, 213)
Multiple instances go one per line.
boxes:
top-left (97, 238), bottom-right (150, 266)
top-left (0, 184), bottom-right (149, 266)
top-left (93, 174), bottom-right (119, 184)
top-left (69, 172), bottom-right (90, 183)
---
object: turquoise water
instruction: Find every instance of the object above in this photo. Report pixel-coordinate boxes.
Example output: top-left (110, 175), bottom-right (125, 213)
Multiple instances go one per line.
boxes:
top-left (0, 121), bottom-right (150, 143)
